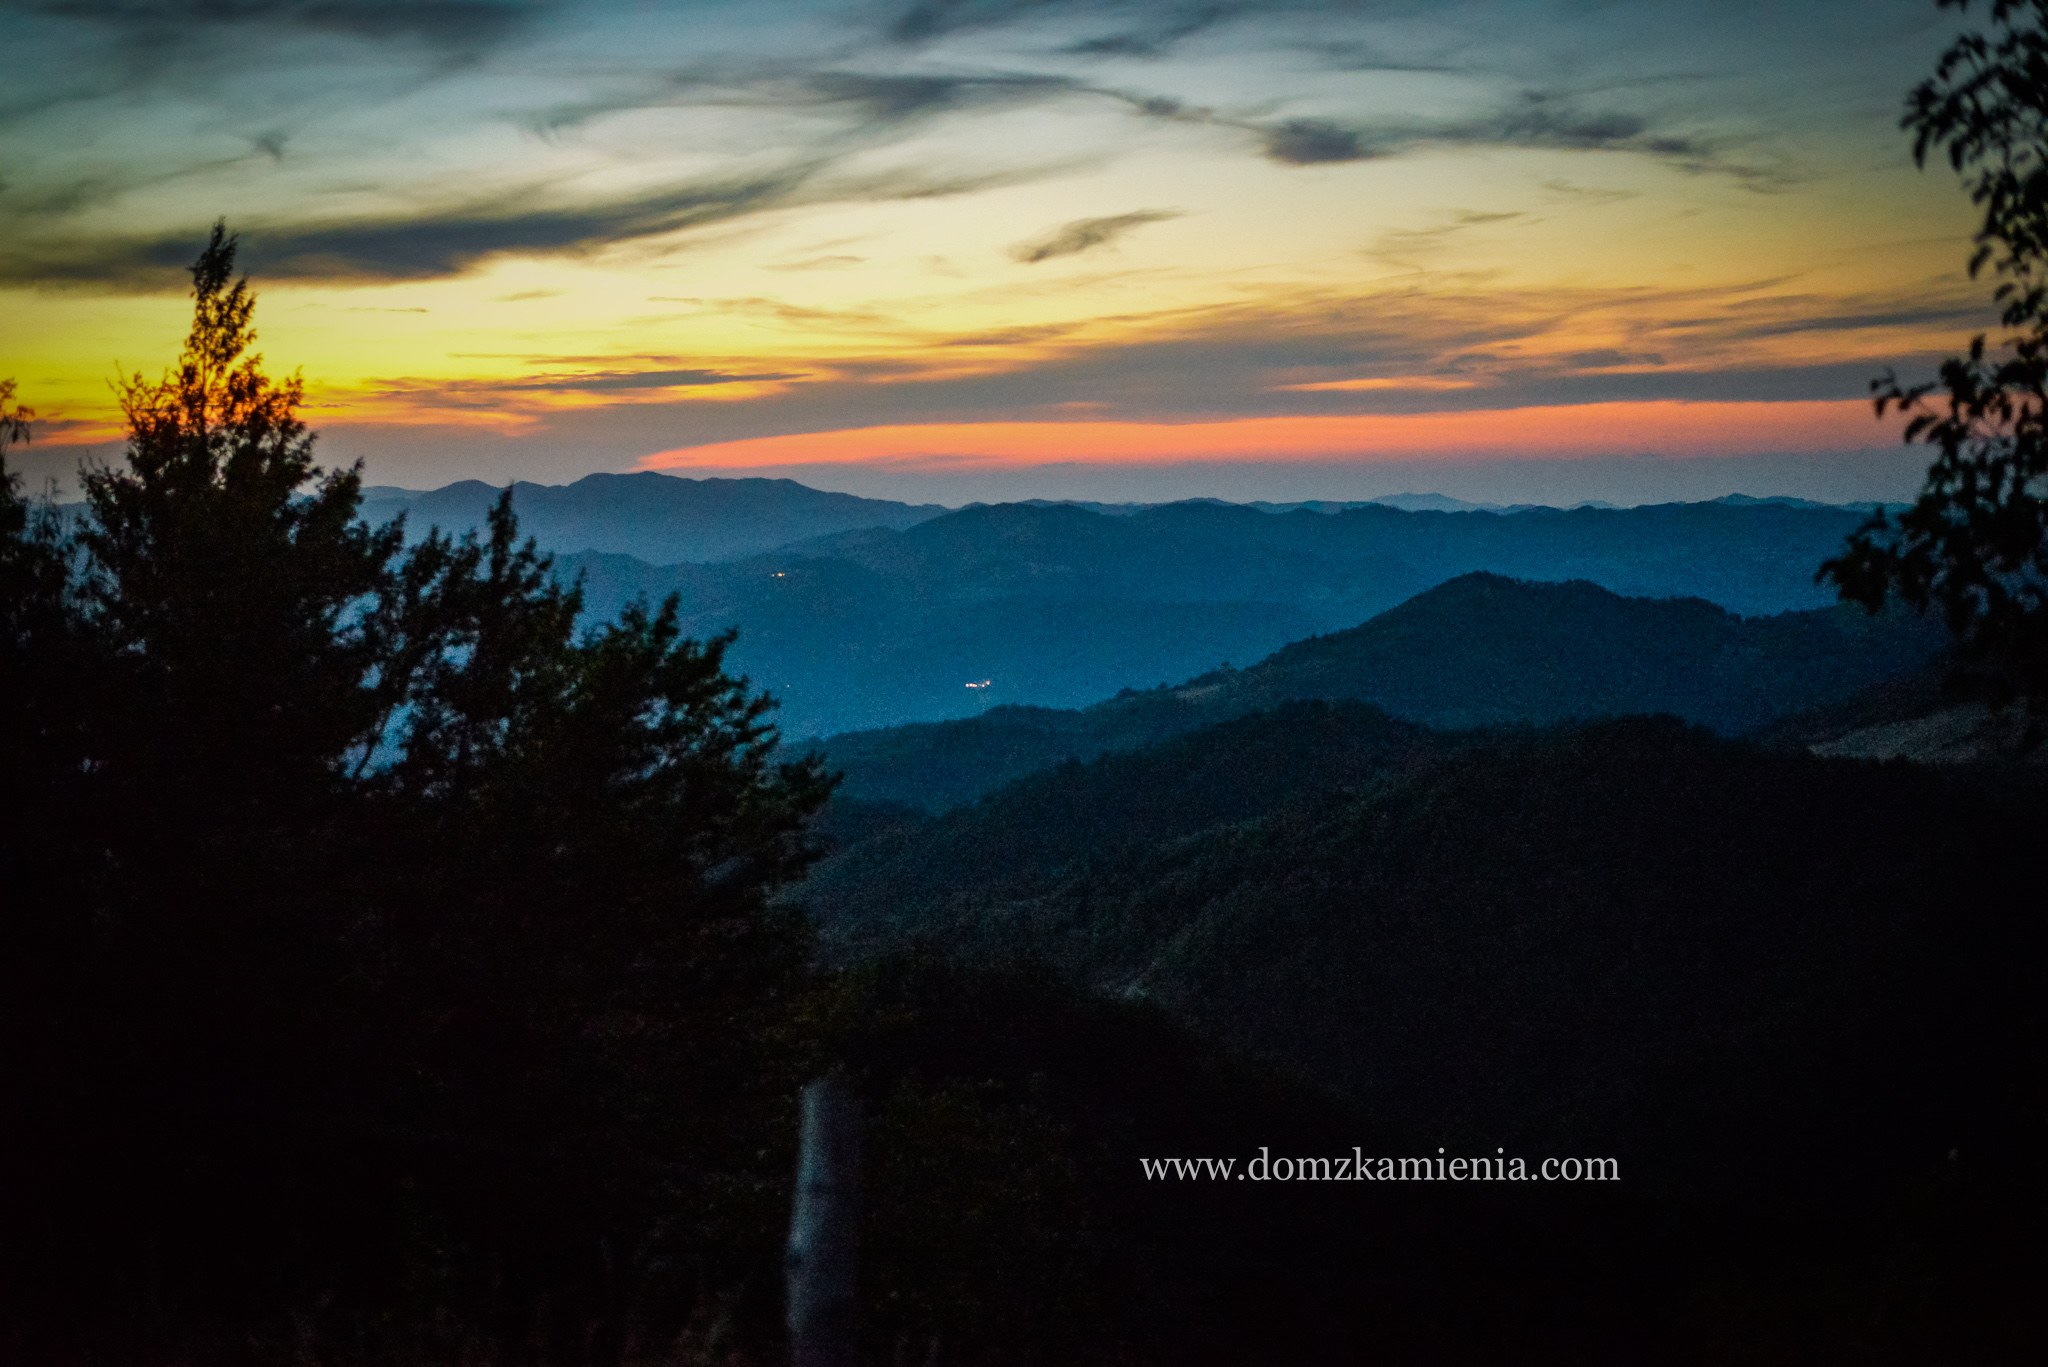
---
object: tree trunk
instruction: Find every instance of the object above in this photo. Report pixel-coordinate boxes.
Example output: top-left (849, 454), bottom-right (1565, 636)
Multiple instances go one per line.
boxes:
top-left (787, 1074), bottom-right (861, 1367)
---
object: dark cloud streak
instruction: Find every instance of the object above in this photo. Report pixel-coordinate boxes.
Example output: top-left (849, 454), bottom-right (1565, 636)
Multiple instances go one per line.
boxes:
top-left (1261, 118), bottom-right (1373, 165)
top-left (254, 169), bottom-right (813, 281)
top-left (0, 167), bottom-right (812, 288)
top-left (0, 153), bottom-right (1067, 289)
top-left (1009, 209), bottom-right (1180, 262)
top-left (888, 0), bottom-right (1080, 45)
top-left (525, 65), bottom-right (1082, 142)
top-left (881, 0), bottom-right (1368, 54)
top-left (483, 367), bottom-right (805, 393)
top-left (1060, 4), bottom-right (1236, 59)
top-left (1238, 89), bottom-right (1783, 186)
top-left (28, 1), bottom-right (534, 57)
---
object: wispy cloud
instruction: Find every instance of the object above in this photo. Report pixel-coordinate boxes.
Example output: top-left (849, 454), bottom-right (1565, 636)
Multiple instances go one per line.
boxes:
top-left (0, 167), bottom-right (810, 288)
top-left (1008, 209), bottom-right (1180, 263)
top-left (0, 154), bottom-right (1069, 289)
top-left (885, 0), bottom-right (1090, 45)
top-left (336, 270), bottom-right (1973, 449)
top-left (327, 361), bottom-right (811, 428)
top-left (1365, 208), bottom-right (1528, 266)
top-left (1059, 4), bottom-right (1239, 59)
top-left (4, 4), bottom-right (1828, 291)
top-left (763, 253), bottom-right (867, 271)
top-left (525, 64), bottom-right (1083, 140)
top-left (482, 366), bottom-right (805, 393)
top-left (1240, 89), bottom-right (1781, 184)
top-left (645, 295), bottom-right (891, 329)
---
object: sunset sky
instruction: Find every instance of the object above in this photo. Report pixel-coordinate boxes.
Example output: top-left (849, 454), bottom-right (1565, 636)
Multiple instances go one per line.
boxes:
top-left (0, 0), bottom-right (1995, 503)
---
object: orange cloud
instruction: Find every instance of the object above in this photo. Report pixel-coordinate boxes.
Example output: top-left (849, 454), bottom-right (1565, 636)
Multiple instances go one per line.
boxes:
top-left (640, 399), bottom-right (1896, 471)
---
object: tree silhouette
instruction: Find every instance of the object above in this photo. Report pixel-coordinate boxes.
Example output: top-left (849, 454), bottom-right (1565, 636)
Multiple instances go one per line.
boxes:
top-left (0, 377), bottom-right (29, 455)
top-left (1823, 0), bottom-right (2048, 715)
top-left (0, 227), bottom-right (832, 1361)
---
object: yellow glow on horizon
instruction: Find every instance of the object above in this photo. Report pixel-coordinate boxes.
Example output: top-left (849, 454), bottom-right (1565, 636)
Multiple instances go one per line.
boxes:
top-left (1, 94), bottom-right (1983, 472)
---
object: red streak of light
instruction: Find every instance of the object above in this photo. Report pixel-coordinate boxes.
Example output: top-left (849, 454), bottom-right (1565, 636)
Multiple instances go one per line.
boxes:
top-left (640, 400), bottom-right (1893, 471)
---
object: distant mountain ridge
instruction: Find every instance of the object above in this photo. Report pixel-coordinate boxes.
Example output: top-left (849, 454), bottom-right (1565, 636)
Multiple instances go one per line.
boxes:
top-left (357, 474), bottom-right (1882, 585)
top-left (346, 476), bottom-right (1911, 737)
top-left (1211, 571), bottom-right (1935, 733)
top-left (818, 572), bottom-right (1943, 810)
top-left (769, 495), bottom-right (1879, 618)
top-left (359, 471), bottom-right (947, 565)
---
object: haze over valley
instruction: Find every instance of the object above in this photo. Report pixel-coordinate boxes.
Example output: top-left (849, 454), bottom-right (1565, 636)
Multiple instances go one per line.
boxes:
top-left (358, 471), bottom-right (1922, 736)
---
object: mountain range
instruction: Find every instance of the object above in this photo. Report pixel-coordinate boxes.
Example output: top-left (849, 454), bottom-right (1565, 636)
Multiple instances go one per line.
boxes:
top-left (96, 470), bottom-right (1909, 737)
top-left (359, 472), bottom-right (947, 565)
top-left (382, 483), bottom-right (1892, 736)
top-left (817, 571), bottom-right (1943, 811)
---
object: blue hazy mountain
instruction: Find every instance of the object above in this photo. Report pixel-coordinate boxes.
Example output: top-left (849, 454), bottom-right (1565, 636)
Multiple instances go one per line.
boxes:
top-left (357, 477), bottom-right (1900, 738)
top-left (817, 572), bottom-right (1942, 811)
top-left (536, 494), bottom-right (1897, 737)
top-left (767, 497), bottom-right (1863, 618)
top-left (359, 471), bottom-right (947, 564)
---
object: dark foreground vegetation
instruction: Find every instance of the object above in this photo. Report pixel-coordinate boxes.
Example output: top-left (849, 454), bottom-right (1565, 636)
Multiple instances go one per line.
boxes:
top-left (804, 711), bottom-right (2048, 1364)
top-left (1, 232), bottom-right (836, 1362)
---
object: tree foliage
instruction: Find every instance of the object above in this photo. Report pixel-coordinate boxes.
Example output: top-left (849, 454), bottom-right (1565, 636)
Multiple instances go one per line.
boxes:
top-left (0, 226), bottom-right (831, 1362)
top-left (0, 377), bottom-right (29, 454)
top-left (1824, 0), bottom-right (2048, 710)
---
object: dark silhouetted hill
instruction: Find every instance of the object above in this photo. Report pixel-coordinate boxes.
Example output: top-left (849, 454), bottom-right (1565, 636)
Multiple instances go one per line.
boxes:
top-left (802, 714), bottom-right (2046, 1362)
top-left (807, 718), bottom-right (2045, 1265)
top-left (1215, 571), bottom-right (1940, 732)
top-left (805, 700), bottom-right (1439, 944)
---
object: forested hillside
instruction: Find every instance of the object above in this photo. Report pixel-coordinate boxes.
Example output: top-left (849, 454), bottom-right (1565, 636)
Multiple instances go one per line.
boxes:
top-left (800, 713), bottom-right (2045, 1361)
top-left (817, 719), bottom-right (2043, 1121)
top-left (808, 700), bottom-right (1437, 948)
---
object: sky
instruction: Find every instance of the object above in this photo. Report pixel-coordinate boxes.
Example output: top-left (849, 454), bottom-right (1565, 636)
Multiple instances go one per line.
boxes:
top-left (0, 0), bottom-right (1999, 504)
